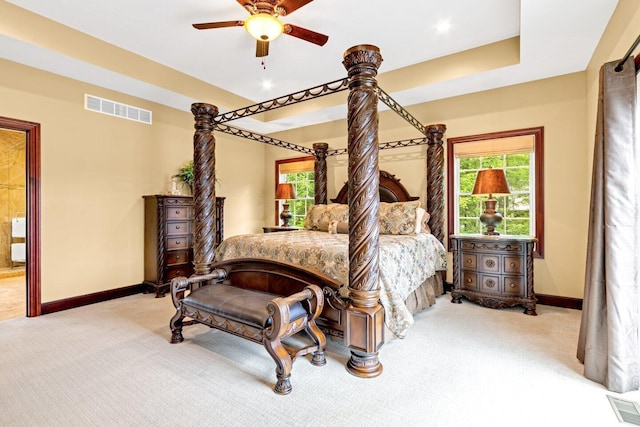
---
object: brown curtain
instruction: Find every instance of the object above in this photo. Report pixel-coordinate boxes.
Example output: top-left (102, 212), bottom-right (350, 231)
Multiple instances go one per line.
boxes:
top-left (577, 56), bottom-right (639, 393)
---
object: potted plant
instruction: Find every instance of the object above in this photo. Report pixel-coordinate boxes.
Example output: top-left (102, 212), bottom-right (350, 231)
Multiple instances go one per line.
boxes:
top-left (173, 160), bottom-right (194, 194)
top-left (173, 161), bottom-right (220, 195)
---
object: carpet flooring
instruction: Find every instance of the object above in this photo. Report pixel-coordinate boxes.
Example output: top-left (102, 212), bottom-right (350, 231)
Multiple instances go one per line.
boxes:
top-left (0, 292), bottom-right (637, 426)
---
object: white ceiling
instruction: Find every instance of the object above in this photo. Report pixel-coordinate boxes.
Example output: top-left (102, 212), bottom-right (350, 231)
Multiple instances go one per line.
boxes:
top-left (2, 0), bottom-right (619, 134)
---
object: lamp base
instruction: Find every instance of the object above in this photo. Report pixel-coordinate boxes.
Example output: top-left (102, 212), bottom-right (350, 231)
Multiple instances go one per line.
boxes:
top-left (479, 198), bottom-right (503, 235)
top-left (280, 203), bottom-right (292, 227)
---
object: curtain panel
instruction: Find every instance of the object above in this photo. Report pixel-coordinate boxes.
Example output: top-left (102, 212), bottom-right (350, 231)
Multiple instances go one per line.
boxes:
top-left (577, 57), bottom-right (639, 393)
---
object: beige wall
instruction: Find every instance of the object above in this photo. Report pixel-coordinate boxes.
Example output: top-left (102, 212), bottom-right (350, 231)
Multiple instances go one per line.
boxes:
top-left (269, 72), bottom-right (590, 299)
top-left (586, 0), bottom-right (640, 171)
top-left (264, 0), bottom-right (640, 299)
top-left (2, 0), bottom-right (637, 304)
top-left (0, 59), bottom-right (265, 302)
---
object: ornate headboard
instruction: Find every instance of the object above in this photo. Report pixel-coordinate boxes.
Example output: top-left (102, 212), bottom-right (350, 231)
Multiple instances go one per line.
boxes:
top-left (330, 170), bottom-right (419, 204)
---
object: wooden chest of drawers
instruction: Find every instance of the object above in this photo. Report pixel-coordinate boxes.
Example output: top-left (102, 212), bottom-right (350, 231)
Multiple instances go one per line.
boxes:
top-left (450, 234), bottom-right (537, 315)
top-left (143, 195), bottom-right (224, 297)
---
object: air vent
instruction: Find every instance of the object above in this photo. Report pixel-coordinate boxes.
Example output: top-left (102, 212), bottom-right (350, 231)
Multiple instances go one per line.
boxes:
top-left (608, 395), bottom-right (640, 425)
top-left (84, 94), bottom-right (152, 124)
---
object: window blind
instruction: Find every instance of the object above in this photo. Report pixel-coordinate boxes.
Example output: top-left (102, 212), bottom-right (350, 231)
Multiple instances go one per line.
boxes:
top-left (279, 159), bottom-right (314, 174)
top-left (454, 135), bottom-right (534, 158)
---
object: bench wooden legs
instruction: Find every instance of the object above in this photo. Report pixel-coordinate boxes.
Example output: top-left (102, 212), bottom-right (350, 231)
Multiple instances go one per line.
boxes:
top-left (264, 320), bottom-right (327, 395)
top-left (169, 310), bottom-right (184, 344)
top-left (169, 276), bottom-right (327, 395)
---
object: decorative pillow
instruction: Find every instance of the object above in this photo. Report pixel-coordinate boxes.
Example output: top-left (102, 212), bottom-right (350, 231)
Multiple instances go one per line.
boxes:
top-left (378, 201), bottom-right (420, 235)
top-left (304, 204), bottom-right (349, 231)
top-left (416, 208), bottom-right (432, 234)
top-left (328, 220), bottom-right (349, 234)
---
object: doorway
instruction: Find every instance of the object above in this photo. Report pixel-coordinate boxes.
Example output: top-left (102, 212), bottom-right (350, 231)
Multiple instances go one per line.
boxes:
top-left (0, 128), bottom-right (26, 321)
top-left (0, 116), bottom-right (41, 318)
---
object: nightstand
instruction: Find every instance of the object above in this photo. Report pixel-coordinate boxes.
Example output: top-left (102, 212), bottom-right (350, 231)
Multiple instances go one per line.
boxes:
top-left (450, 234), bottom-right (537, 315)
top-left (262, 226), bottom-right (300, 233)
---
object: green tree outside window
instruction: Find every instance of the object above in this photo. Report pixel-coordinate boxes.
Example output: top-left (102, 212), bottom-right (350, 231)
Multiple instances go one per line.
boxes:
top-left (458, 154), bottom-right (532, 236)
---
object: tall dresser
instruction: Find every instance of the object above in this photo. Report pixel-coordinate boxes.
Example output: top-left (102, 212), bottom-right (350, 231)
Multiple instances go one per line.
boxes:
top-left (143, 195), bottom-right (224, 297)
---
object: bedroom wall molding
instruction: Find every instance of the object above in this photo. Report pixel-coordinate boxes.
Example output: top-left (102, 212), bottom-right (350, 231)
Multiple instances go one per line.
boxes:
top-left (536, 294), bottom-right (583, 310)
top-left (445, 282), bottom-right (582, 310)
top-left (41, 284), bottom-right (144, 315)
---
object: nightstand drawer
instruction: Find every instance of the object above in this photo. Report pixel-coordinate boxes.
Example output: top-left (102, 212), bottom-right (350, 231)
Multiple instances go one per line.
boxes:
top-left (462, 254), bottom-right (477, 270)
top-left (462, 272), bottom-right (478, 290)
top-left (479, 274), bottom-right (500, 294)
top-left (504, 256), bottom-right (523, 274)
top-left (503, 276), bottom-right (524, 296)
top-left (479, 254), bottom-right (500, 273)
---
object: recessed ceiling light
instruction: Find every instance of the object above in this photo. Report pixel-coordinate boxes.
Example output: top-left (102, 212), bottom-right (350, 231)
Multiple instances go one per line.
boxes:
top-left (261, 79), bottom-right (273, 90)
top-left (436, 20), bottom-right (451, 34)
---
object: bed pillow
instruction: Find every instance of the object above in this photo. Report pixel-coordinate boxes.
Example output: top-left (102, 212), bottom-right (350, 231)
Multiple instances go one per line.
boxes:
top-left (328, 220), bottom-right (349, 234)
top-left (416, 207), bottom-right (432, 234)
top-left (378, 201), bottom-right (421, 235)
top-left (304, 203), bottom-right (349, 231)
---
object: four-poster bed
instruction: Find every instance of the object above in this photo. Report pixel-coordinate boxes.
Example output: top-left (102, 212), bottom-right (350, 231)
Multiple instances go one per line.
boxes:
top-left (172, 44), bottom-right (447, 378)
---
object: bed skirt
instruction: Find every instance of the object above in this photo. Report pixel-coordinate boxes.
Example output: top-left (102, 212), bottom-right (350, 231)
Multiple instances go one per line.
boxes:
top-left (404, 272), bottom-right (444, 315)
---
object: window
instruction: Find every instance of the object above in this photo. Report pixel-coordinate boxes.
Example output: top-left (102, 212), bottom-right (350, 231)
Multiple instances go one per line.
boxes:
top-left (275, 156), bottom-right (315, 227)
top-left (447, 127), bottom-right (544, 257)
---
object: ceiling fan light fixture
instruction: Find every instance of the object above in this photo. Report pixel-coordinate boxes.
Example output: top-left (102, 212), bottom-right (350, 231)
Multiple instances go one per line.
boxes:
top-left (244, 13), bottom-right (283, 42)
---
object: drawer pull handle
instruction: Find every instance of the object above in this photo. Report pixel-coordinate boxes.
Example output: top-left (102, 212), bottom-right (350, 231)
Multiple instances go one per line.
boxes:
top-left (486, 279), bottom-right (496, 288)
top-left (510, 283), bottom-right (516, 288)
top-left (175, 240), bottom-right (181, 245)
top-left (510, 262), bottom-right (516, 268)
top-left (176, 225), bottom-right (180, 230)
top-left (466, 278), bottom-right (472, 283)
top-left (466, 259), bottom-right (472, 264)
top-left (175, 210), bottom-right (180, 214)
top-left (176, 255), bottom-right (180, 260)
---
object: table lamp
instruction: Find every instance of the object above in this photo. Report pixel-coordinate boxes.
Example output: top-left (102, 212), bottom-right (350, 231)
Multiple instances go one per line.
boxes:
top-left (472, 168), bottom-right (510, 235)
top-left (275, 183), bottom-right (296, 227)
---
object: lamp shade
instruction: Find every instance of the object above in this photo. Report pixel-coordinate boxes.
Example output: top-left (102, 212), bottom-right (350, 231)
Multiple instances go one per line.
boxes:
top-left (472, 168), bottom-right (511, 196)
top-left (275, 183), bottom-right (296, 200)
top-left (244, 13), bottom-right (284, 41)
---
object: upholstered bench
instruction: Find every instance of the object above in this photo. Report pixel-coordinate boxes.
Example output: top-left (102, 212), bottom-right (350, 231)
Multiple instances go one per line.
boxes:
top-left (169, 262), bottom-right (326, 395)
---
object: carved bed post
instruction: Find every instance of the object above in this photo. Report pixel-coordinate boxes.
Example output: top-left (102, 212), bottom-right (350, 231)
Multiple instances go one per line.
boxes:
top-left (191, 103), bottom-right (218, 276)
top-left (342, 44), bottom-right (384, 378)
top-left (426, 124), bottom-right (447, 246)
top-left (313, 142), bottom-right (328, 205)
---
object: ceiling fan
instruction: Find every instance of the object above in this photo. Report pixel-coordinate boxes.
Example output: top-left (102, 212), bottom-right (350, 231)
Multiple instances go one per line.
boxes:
top-left (193, 0), bottom-right (329, 58)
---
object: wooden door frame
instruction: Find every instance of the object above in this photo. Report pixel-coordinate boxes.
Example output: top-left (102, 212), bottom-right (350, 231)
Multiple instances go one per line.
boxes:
top-left (0, 116), bottom-right (41, 316)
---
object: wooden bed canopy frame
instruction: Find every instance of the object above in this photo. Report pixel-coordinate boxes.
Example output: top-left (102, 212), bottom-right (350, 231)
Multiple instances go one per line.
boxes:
top-left (188, 44), bottom-right (446, 378)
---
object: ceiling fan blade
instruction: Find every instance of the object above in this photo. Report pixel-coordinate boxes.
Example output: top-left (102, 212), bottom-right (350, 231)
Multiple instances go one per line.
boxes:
top-left (256, 40), bottom-right (269, 57)
top-left (284, 24), bottom-right (328, 46)
top-left (278, 0), bottom-right (314, 15)
top-left (236, 0), bottom-right (253, 13)
top-left (192, 21), bottom-right (244, 30)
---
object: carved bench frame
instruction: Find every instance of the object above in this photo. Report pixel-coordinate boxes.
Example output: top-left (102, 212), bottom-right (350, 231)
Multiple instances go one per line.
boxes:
top-left (169, 258), bottom-right (337, 394)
